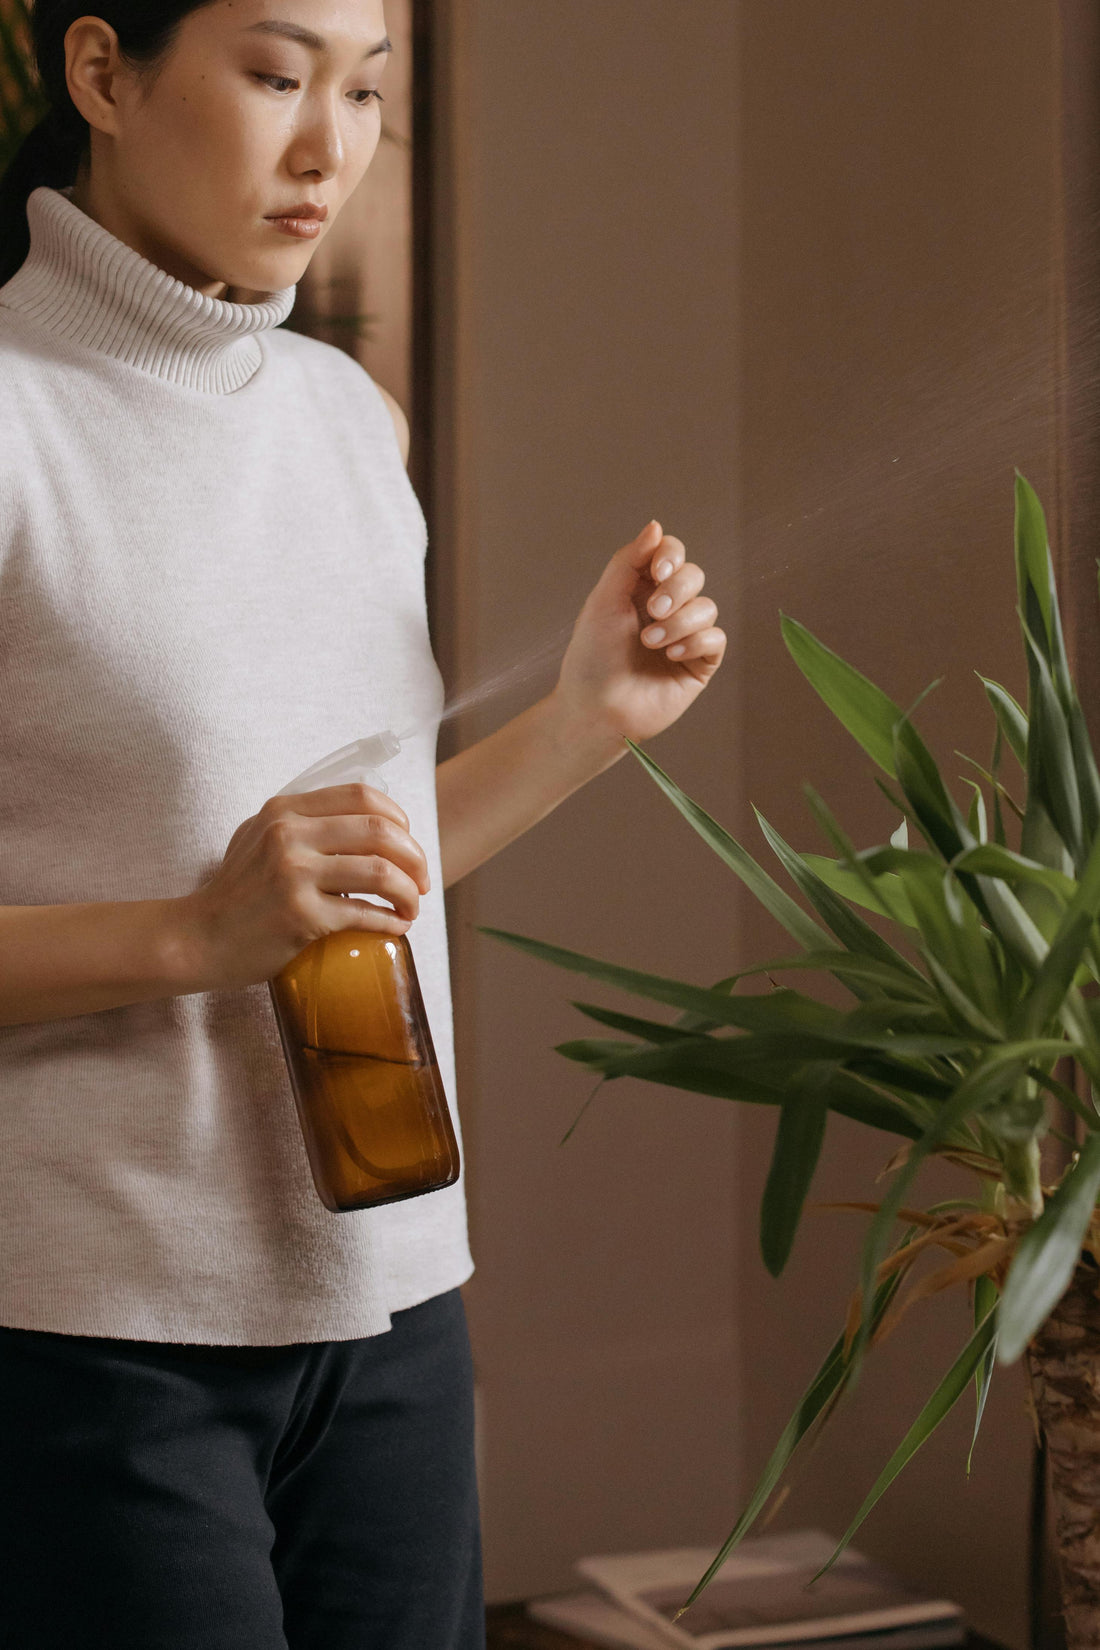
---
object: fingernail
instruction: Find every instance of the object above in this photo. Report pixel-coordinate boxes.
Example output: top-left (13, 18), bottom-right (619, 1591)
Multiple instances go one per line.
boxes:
top-left (668, 643), bottom-right (686, 658)
top-left (655, 559), bottom-right (673, 581)
top-left (645, 625), bottom-right (666, 644)
top-left (650, 594), bottom-right (672, 617)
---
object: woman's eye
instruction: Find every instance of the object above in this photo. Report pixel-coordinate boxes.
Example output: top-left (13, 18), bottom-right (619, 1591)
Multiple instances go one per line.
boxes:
top-left (252, 75), bottom-right (383, 106)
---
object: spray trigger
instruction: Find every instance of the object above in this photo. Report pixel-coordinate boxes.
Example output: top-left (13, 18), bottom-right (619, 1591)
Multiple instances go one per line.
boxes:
top-left (277, 729), bottom-right (402, 798)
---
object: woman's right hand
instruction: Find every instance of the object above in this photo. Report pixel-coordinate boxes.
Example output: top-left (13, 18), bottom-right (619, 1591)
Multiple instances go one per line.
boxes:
top-left (182, 783), bottom-right (431, 989)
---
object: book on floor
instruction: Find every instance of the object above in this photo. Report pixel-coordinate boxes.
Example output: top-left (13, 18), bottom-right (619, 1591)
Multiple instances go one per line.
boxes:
top-left (526, 1588), bottom-right (693, 1650)
top-left (527, 1528), bottom-right (965, 1650)
top-left (525, 1588), bottom-right (968, 1650)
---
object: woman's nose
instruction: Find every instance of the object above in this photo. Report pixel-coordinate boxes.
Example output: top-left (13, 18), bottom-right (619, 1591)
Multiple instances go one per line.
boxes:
top-left (288, 104), bottom-right (343, 181)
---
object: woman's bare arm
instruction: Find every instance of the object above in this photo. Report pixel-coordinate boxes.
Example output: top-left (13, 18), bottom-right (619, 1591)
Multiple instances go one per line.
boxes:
top-left (0, 898), bottom-right (207, 1026)
top-left (435, 690), bottom-right (626, 890)
top-left (0, 781), bottom-right (431, 1028)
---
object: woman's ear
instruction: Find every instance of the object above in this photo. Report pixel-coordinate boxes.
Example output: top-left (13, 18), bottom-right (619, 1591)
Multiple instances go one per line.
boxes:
top-left (64, 16), bottom-right (127, 139)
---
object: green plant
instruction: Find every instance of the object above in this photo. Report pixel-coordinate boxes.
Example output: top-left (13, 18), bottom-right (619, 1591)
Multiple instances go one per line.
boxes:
top-left (481, 473), bottom-right (1100, 1625)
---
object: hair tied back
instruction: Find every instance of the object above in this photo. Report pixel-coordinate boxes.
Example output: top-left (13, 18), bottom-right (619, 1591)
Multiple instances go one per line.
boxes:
top-left (0, 1), bottom-right (205, 286)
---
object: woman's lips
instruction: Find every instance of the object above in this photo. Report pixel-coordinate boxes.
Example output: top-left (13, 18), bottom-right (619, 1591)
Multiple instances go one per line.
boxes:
top-left (264, 204), bottom-right (327, 239)
top-left (265, 215), bottom-right (324, 240)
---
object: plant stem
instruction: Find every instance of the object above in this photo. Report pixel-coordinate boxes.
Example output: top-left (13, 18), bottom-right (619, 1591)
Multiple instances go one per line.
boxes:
top-left (1002, 1136), bottom-right (1044, 1220)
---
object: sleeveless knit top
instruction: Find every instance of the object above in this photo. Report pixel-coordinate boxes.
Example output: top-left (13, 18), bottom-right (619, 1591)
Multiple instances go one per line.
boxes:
top-left (0, 186), bottom-right (473, 1344)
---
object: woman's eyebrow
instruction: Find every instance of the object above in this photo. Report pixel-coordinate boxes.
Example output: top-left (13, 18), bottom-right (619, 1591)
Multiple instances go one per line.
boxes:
top-left (243, 20), bottom-right (394, 58)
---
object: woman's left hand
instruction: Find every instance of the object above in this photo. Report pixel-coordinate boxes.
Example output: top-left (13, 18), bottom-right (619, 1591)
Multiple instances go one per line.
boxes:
top-left (553, 519), bottom-right (727, 745)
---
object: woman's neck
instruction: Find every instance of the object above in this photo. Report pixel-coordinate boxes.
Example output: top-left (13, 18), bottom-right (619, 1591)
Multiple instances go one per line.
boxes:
top-left (69, 168), bottom-right (241, 301)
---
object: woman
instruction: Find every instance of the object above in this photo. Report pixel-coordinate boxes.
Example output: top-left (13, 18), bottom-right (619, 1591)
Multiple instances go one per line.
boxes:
top-left (0, 2), bottom-right (726, 1646)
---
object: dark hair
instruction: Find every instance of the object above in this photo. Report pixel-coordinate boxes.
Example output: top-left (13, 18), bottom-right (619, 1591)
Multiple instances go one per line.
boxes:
top-left (0, 3), bottom-right (212, 285)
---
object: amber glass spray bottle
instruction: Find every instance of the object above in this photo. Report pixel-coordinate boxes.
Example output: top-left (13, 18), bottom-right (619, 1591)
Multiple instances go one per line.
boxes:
top-left (268, 731), bottom-right (460, 1213)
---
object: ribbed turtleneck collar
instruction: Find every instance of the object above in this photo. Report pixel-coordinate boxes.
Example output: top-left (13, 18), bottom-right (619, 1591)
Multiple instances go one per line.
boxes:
top-left (0, 186), bottom-right (297, 394)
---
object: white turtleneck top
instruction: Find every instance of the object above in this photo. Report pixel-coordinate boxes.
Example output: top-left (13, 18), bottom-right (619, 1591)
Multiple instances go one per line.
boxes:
top-left (0, 186), bottom-right (473, 1344)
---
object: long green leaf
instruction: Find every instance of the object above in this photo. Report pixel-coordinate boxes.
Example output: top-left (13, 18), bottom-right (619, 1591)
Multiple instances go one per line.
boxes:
top-left (733, 951), bottom-right (936, 1004)
top-left (477, 927), bottom-right (842, 1035)
top-left (988, 722), bottom-right (1008, 849)
top-left (840, 998), bottom-right (966, 1037)
top-left (1018, 825), bottom-right (1100, 1041)
top-left (921, 952), bottom-right (1003, 1042)
top-left (761, 1062), bottom-right (834, 1276)
top-left (892, 716), bottom-right (970, 865)
top-left (968, 1274), bottom-right (999, 1474)
top-left (1027, 1063), bottom-right (1100, 1130)
top-left (997, 1130), bottom-right (1100, 1363)
top-left (963, 778), bottom-right (988, 844)
top-left (755, 810), bottom-right (925, 984)
top-left (1021, 474), bottom-right (1074, 707)
top-left (676, 1232), bottom-right (918, 1617)
top-left (954, 837), bottom-right (1071, 979)
top-left (673, 973), bottom-right (741, 1034)
top-left (1023, 628), bottom-right (1082, 865)
top-left (866, 834), bottom-right (1045, 978)
top-left (780, 617), bottom-right (903, 777)
top-left (596, 1019), bottom-right (968, 1069)
top-left (951, 844), bottom-right (1075, 905)
top-left (979, 677), bottom-right (1028, 768)
top-left (568, 1001), bottom-right (700, 1045)
top-left (800, 793), bottom-right (1002, 1040)
top-left (801, 784), bottom-right (916, 927)
top-left (1015, 472), bottom-right (1056, 666)
top-left (553, 1033), bottom-right (928, 1138)
top-left (801, 854), bottom-right (918, 929)
top-left (815, 1305), bottom-right (999, 1577)
top-left (1067, 695), bottom-right (1100, 847)
top-left (973, 874), bottom-right (1050, 974)
top-left (624, 740), bottom-right (832, 953)
top-left (864, 848), bottom-right (1001, 1020)
top-left (479, 927), bottom-right (976, 1063)
top-left (1019, 798), bottom-right (1074, 884)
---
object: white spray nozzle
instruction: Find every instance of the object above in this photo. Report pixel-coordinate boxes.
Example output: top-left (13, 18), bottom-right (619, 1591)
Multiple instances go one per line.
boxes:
top-left (278, 728), bottom-right (403, 798)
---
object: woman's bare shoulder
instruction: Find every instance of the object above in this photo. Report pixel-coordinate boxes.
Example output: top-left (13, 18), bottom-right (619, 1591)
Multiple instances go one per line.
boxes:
top-left (373, 384), bottom-right (410, 467)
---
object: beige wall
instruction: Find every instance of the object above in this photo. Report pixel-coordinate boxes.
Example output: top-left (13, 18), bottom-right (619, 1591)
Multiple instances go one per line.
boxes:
top-left (430, 3), bottom-right (1063, 1642)
top-left (733, 8), bottom-right (1060, 1645)
top-left (431, 0), bottom-right (743, 1603)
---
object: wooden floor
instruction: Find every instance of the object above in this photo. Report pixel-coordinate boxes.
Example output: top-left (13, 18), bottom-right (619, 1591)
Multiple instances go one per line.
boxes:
top-left (485, 1603), bottom-right (1009, 1650)
top-left (485, 1602), bottom-right (611, 1649)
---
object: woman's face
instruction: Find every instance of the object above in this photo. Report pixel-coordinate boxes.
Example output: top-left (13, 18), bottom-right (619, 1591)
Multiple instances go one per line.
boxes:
top-left (68, 1), bottom-right (390, 298)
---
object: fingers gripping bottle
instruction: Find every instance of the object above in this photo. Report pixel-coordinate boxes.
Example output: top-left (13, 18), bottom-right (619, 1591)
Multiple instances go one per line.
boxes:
top-left (268, 731), bottom-right (460, 1213)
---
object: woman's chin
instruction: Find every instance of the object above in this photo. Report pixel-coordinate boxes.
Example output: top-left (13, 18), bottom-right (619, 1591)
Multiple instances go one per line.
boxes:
top-left (219, 250), bottom-right (313, 300)
top-left (205, 221), bottom-right (330, 295)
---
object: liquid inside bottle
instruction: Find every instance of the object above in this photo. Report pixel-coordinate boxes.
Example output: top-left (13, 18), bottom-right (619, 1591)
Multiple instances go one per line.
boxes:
top-left (269, 929), bottom-right (460, 1213)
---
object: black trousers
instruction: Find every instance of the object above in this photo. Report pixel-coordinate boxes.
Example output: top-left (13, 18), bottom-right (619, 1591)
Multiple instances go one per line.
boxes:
top-left (0, 1287), bottom-right (484, 1649)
